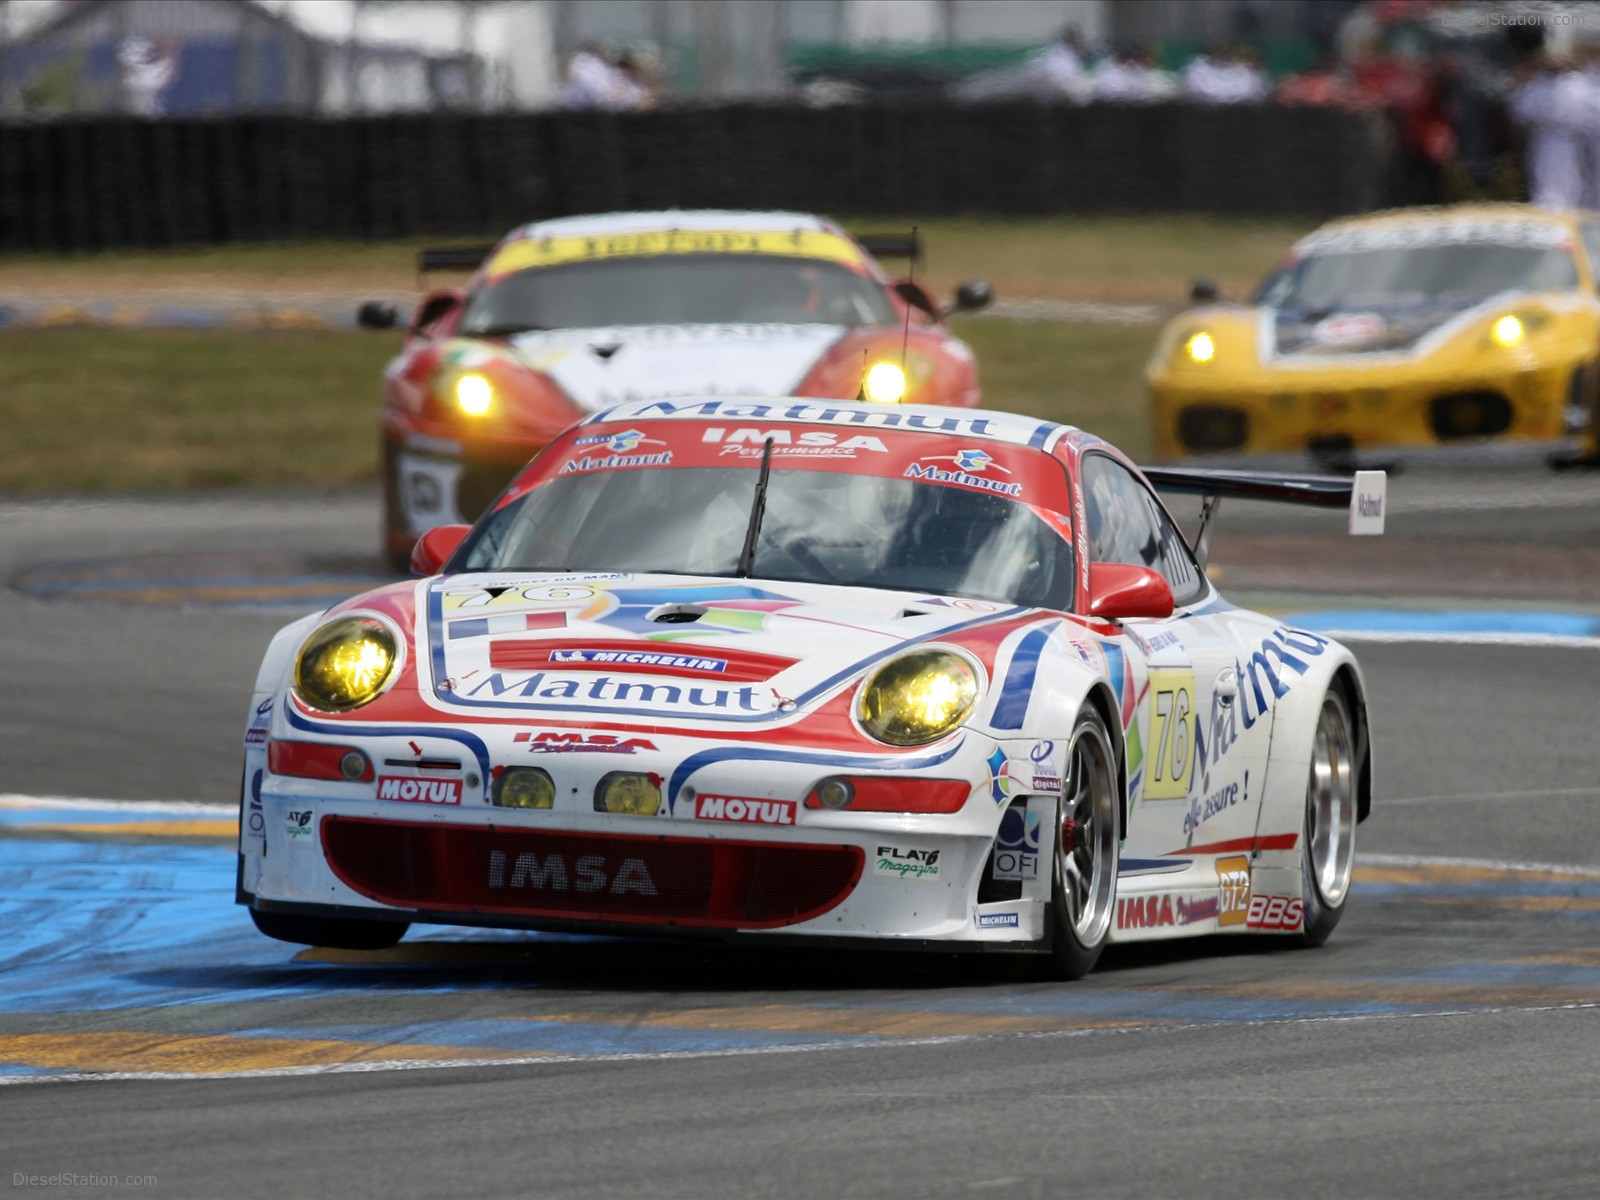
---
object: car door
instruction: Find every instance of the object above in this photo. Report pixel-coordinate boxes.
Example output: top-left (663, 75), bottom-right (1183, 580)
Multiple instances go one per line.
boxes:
top-left (1078, 453), bottom-right (1262, 901)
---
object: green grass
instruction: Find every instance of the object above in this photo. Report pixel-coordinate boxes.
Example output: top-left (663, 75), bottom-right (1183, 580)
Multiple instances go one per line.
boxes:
top-left (0, 329), bottom-right (397, 492)
top-left (957, 316), bottom-right (1157, 457)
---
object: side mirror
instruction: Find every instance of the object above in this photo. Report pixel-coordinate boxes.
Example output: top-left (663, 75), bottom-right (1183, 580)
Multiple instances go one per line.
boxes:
top-left (893, 279), bottom-right (940, 318)
top-left (409, 524), bottom-right (471, 576)
top-left (1190, 278), bottom-right (1219, 305)
top-left (948, 280), bottom-right (993, 314)
top-left (1087, 563), bottom-right (1175, 621)
top-left (409, 289), bottom-right (466, 338)
top-left (356, 301), bottom-right (398, 330)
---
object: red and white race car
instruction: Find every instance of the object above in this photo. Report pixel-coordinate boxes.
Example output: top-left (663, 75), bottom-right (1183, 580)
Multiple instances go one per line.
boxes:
top-left (240, 398), bottom-right (1384, 978)
top-left (362, 210), bottom-right (992, 569)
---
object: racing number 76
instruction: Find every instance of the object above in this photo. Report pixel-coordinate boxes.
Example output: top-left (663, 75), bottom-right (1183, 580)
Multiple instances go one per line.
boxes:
top-left (1143, 667), bottom-right (1195, 801)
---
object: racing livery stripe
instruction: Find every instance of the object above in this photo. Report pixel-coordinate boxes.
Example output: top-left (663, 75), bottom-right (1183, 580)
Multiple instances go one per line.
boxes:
top-left (990, 624), bottom-right (1057, 730)
top-left (665, 739), bottom-right (967, 814)
top-left (285, 705), bottom-right (492, 783)
top-left (1167, 833), bottom-right (1299, 857)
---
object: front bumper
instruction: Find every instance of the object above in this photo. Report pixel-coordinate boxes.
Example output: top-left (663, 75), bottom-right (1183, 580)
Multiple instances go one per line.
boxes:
top-left (1150, 357), bottom-right (1587, 460)
top-left (240, 725), bottom-right (1056, 950)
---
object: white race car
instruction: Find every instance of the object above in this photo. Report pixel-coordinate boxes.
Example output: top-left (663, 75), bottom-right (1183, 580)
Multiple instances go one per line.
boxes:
top-left (238, 398), bottom-right (1385, 978)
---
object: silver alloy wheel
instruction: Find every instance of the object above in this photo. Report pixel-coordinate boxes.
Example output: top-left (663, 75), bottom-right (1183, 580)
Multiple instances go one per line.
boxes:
top-left (1057, 717), bottom-right (1119, 948)
top-left (1305, 691), bottom-right (1357, 908)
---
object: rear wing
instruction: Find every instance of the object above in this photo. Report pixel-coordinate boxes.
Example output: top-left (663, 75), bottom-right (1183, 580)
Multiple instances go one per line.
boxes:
top-left (418, 245), bottom-right (494, 273)
top-left (855, 232), bottom-right (921, 261)
top-left (1142, 465), bottom-right (1386, 566)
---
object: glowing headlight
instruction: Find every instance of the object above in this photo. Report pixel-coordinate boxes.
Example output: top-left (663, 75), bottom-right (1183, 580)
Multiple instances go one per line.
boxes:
top-left (1490, 315), bottom-right (1524, 347)
top-left (455, 373), bottom-right (493, 415)
top-left (1184, 332), bottom-right (1216, 363)
top-left (495, 767), bottom-right (555, 809)
top-left (293, 617), bottom-right (398, 712)
top-left (863, 361), bottom-right (908, 404)
top-left (595, 772), bottom-right (661, 815)
top-left (857, 649), bottom-right (979, 746)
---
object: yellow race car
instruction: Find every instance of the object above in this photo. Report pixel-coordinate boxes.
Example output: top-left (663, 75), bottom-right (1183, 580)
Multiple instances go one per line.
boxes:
top-left (1148, 204), bottom-right (1600, 463)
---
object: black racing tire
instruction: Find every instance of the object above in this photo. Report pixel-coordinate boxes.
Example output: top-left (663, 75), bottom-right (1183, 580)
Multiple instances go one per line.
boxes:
top-left (250, 909), bottom-right (410, 951)
top-left (1042, 706), bottom-right (1122, 980)
top-left (1299, 687), bottom-right (1359, 948)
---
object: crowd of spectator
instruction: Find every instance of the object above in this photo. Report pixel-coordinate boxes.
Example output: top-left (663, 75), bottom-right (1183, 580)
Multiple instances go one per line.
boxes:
top-left (1025, 29), bottom-right (1274, 106)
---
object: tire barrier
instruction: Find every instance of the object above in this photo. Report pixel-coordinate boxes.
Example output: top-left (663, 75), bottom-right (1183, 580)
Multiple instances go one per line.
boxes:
top-left (0, 102), bottom-right (1392, 252)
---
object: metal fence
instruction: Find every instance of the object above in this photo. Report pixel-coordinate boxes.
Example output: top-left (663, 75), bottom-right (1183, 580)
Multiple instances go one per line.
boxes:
top-left (0, 102), bottom-right (1393, 251)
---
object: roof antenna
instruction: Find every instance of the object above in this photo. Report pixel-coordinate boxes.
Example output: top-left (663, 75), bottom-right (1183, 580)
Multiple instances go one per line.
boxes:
top-left (900, 224), bottom-right (918, 372)
top-left (855, 347), bottom-right (868, 401)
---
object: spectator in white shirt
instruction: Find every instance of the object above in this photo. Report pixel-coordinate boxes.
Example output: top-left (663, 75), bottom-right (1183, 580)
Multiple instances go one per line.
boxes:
top-left (1185, 46), bottom-right (1269, 105)
top-left (1092, 47), bottom-right (1178, 105)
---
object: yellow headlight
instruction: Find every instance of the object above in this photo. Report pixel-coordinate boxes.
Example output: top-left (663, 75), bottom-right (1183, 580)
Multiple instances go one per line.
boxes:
top-left (857, 649), bottom-right (979, 746)
top-left (293, 617), bottom-right (398, 712)
top-left (595, 772), bottom-right (661, 815)
top-left (456, 373), bottom-right (493, 415)
top-left (1490, 315), bottom-right (1524, 347)
top-left (863, 361), bottom-right (908, 404)
top-left (1184, 332), bottom-right (1216, 364)
top-left (495, 767), bottom-right (555, 809)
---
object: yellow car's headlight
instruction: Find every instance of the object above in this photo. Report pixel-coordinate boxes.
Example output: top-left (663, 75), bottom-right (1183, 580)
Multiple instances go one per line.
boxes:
top-left (293, 617), bottom-right (399, 712)
top-left (863, 361), bottom-right (908, 404)
top-left (1486, 310), bottom-right (1550, 350)
top-left (857, 649), bottom-right (979, 746)
top-left (1183, 331), bottom-right (1216, 364)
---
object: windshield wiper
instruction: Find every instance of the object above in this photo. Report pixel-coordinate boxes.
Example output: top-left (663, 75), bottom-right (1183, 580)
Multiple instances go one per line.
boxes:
top-left (735, 437), bottom-right (775, 579)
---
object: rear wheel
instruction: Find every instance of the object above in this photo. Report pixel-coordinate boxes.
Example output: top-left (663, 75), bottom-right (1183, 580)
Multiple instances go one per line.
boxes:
top-left (1300, 688), bottom-right (1358, 947)
top-left (1043, 708), bottom-right (1121, 980)
top-left (250, 909), bottom-right (409, 951)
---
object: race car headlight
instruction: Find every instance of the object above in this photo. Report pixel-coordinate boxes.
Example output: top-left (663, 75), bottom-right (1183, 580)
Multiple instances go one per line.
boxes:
top-left (857, 649), bottom-right (979, 746)
top-left (495, 767), bottom-right (555, 809)
top-left (1491, 315), bottom-right (1523, 347)
top-left (1183, 331), bottom-right (1216, 364)
top-left (595, 772), bottom-right (661, 815)
top-left (863, 361), bottom-right (908, 404)
top-left (455, 373), bottom-right (493, 415)
top-left (292, 617), bottom-right (398, 712)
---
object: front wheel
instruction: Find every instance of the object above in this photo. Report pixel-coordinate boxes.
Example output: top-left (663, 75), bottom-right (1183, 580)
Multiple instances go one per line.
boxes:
top-left (1299, 688), bottom-right (1359, 947)
top-left (250, 908), bottom-right (409, 951)
top-left (1042, 707), bottom-right (1122, 980)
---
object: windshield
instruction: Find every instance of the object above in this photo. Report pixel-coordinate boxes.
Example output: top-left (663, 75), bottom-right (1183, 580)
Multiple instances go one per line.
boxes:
top-left (1255, 243), bottom-right (1577, 310)
top-left (457, 465), bottom-right (1074, 610)
top-left (460, 255), bottom-right (898, 332)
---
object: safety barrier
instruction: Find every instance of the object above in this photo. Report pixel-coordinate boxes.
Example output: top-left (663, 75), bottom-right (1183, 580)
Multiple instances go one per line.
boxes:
top-left (0, 103), bottom-right (1392, 251)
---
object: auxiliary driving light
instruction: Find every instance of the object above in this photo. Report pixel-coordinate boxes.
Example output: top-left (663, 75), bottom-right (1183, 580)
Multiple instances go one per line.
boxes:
top-left (863, 361), bottom-right (908, 404)
top-left (1490, 315), bottom-right (1524, 347)
top-left (595, 772), bottom-right (661, 815)
top-left (293, 616), bottom-right (398, 712)
top-left (814, 777), bottom-right (855, 810)
top-left (1184, 331), bottom-right (1216, 364)
top-left (456, 373), bottom-right (493, 415)
top-left (857, 649), bottom-right (979, 746)
top-left (494, 767), bottom-right (555, 809)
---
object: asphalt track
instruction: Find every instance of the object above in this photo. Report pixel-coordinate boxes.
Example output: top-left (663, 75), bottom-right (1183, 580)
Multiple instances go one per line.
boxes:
top-left (2, 468), bottom-right (1599, 1199)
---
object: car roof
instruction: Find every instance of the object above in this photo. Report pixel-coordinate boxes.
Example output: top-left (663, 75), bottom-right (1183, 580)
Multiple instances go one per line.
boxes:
top-left (1295, 203), bottom-right (1582, 251)
top-left (580, 397), bottom-right (1080, 453)
top-left (512, 210), bottom-right (839, 241)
